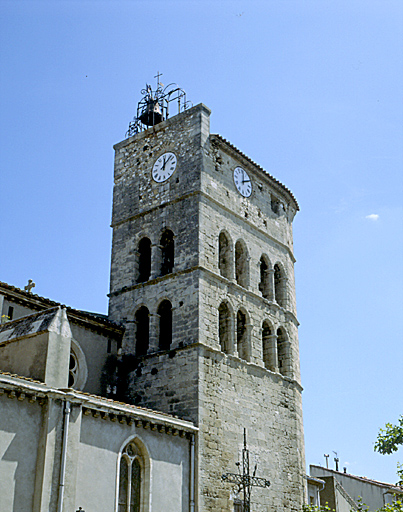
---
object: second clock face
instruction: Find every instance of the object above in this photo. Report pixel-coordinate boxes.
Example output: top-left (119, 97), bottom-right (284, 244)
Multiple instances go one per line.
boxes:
top-left (152, 152), bottom-right (177, 183)
top-left (233, 167), bottom-right (252, 197)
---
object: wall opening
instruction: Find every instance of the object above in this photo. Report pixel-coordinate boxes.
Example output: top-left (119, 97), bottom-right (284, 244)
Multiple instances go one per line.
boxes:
top-left (218, 301), bottom-right (232, 354)
top-left (160, 230), bottom-right (174, 276)
top-left (137, 237), bottom-right (151, 283)
top-left (262, 321), bottom-right (273, 370)
top-left (277, 327), bottom-right (289, 376)
top-left (274, 263), bottom-right (286, 308)
top-left (235, 240), bottom-right (249, 288)
top-left (259, 255), bottom-right (271, 299)
top-left (158, 300), bottom-right (172, 351)
top-left (135, 306), bottom-right (149, 357)
top-left (118, 440), bottom-right (146, 512)
top-left (236, 309), bottom-right (248, 361)
top-left (218, 231), bottom-right (232, 279)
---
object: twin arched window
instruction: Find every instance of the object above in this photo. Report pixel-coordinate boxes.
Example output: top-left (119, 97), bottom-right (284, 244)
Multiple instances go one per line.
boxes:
top-left (218, 304), bottom-right (291, 375)
top-left (136, 229), bottom-right (175, 283)
top-left (218, 232), bottom-right (287, 307)
top-left (218, 232), bottom-right (249, 288)
top-left (134, 300), bottom-right (172, 356)
top-left (218, 302), bottom-right (250, 362)
top-left (262, 322), bottom-right (290, 376)
top-left (118, 439), bottom-right (148, 512)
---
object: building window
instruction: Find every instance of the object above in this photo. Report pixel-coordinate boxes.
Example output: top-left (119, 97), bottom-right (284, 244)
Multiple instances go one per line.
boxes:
top-left (137, 238), bottom-right (151, 283)
top-left (218, 301), bottom-right (232, 354)
top-left (236, 309), bottom-right (249, 361)
top-left (234, 499), bottom-right (244, 511)
top-left (135, 307), bottom-right (149, 356)
top-left (160, 230), bottom-right (174, 276)
top-left (118, 442), bottom-right (142, 512)
top-left (235, 239), bottom-right (249, 288)
top-left (262, 321), bottom-right (274, 370)
top-left (158, 300), bottom-right (172, 351)
top-left (68, 340), bottom-right (88, 390)
top-left (218, 231), bottom-right (232, 279)
top-left (277, 327), bottom-right (289, 376)
top-left (259, 255), bottom-right (272, 299)
top-left (274, 263), bottom-right (286, 308)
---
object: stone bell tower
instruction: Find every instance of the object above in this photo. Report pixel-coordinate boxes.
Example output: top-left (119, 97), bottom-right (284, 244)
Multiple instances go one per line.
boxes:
top-left (108, 80), bottom-right (306, 511)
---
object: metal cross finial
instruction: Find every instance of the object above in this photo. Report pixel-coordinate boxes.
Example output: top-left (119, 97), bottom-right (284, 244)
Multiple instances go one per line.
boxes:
top-left (154, 71), bottom-right (163, 86)
top-left (24, 279), bottom-right (36, 293)
top-left (222, 429), bottom-right (270, 512)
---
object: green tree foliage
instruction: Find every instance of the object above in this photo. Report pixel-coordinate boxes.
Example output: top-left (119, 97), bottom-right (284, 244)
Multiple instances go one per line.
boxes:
top-left (355, 496), bottom-right (403, 512)
top-left (375, 416), bottom-right (403, 455)
top-left (302, 504), bottom-right (334, 512)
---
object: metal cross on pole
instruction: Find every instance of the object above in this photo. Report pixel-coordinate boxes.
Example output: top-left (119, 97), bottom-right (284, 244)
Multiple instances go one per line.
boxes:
top-left (222, 429), bottom-right (271, 512)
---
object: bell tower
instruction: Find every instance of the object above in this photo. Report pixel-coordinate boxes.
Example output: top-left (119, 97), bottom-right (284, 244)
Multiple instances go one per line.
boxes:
top-left (108, 79), bottom-right (306, 511)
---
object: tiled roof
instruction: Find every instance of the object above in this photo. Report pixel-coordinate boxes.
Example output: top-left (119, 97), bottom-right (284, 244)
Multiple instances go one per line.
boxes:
top-left (0, 281), bottom-right (123, 334)
top-left (210, 133), bottom-right (299, 210)
top-left (0, 370), bottom-right (197, 432)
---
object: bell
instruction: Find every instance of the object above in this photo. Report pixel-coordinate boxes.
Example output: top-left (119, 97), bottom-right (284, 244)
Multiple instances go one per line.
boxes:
top-left (139, 98), bottom-right (163, 126)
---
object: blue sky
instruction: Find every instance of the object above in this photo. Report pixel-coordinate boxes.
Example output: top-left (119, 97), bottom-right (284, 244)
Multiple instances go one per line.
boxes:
top-left (1, 0), bottom-right (402, 484)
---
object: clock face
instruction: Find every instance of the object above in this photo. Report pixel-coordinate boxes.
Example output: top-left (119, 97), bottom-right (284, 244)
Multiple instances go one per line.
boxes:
top-left (233, 167), bottom-right (252, 197)
top-left (152, 152), bottom-right (177, 183)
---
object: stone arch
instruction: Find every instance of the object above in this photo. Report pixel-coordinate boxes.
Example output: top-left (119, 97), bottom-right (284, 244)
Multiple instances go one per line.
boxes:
top-left (277, 327), bottom-right (290, 377)
top-left (137, 237), bottom-right (151, 283)
top-left (218, 300), bottom-right (234, 354)
top-left (274, 262), bottom-right (287, 308)
top-left (157, 299), bottom-right (172, 351)
top-left (117, 436), bottom-right (150, 512)
top-left (68, 339), bottom-right (88, 390)
top-left (235, 239), bottom-right (249, 288)
top-left (135, 306), bottom-right (149, 357)
top-left (262, 320), bottom-right (276, 371)
top-left (259, 254), bottom-right (272, 300)
top-left (218, 230), bottom-right (233, 279)
top-left (236, 308), bottom-right (250, 361)
top-left (160, 229), bottom-right (174, 276)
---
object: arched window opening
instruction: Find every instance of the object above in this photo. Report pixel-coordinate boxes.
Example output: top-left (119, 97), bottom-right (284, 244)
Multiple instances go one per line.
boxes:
top-left (158, 300), bottom-right (172, 351)
top-left (274, 264), bottom-right (286, 308)
top-left (235, 240), bottom-right (249, 288)
top-left (118, 442), bottom-right (142, 512)
top-left (237, 310), bottom-right (248, 361)
top-left (135, 307), bottom-right (149, 357)
top-left (218, 302), bottom-right (232, 354)
top-left (160, 230), bottom-right (174, 276)
top-left (218, 231), bottom-right (232, 279)
top-left (259, 256), bottom-right (271, 299)
top-left (277, 327), bottom-right (288, 377)
top-left (137, 238), bottom-right (151, 283)
top-left (262, 321), bottom-right (274, 370)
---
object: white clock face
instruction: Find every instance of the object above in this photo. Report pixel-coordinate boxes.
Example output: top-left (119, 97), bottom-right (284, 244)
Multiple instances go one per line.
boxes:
top-left (152, 152), bottom-right (177, 183)
top-left (233, 167), bottom-right (252, 197)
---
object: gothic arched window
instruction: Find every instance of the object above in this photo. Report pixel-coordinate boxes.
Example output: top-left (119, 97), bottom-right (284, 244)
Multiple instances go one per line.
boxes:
top-left (274, 263), bottom-right (287, 308)
top-left (135, 306), bottom-right (149, 357)
top-left (160, 230), bottom-right (174, 276)
top-left (137, 238), bottom-right (151, 283)
top-left (118, 440), bottom-right (146, 512)
top-left (236, 309), bottom-right (249, 361)
top-left (158, 300), bottom-right (172, 351)
top-left (218, 301), bottom-right (232, 354)
top-left (235, 240), bottom-right (249, 288)
top-left (218, 231), bottom-right (232, 279)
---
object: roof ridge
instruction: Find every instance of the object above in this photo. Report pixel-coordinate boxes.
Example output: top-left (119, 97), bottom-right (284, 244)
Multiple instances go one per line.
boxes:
top-left (210, 133), bottom-right (299, 210)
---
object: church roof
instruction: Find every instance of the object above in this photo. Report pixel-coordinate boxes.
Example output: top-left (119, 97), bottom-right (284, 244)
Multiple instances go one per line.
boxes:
top-left (0, 370), bottom-right (198, 434)
top-left (210, 133), bottom-right (299, 211)
top-left (0, 281), bottom-right (123, 337)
